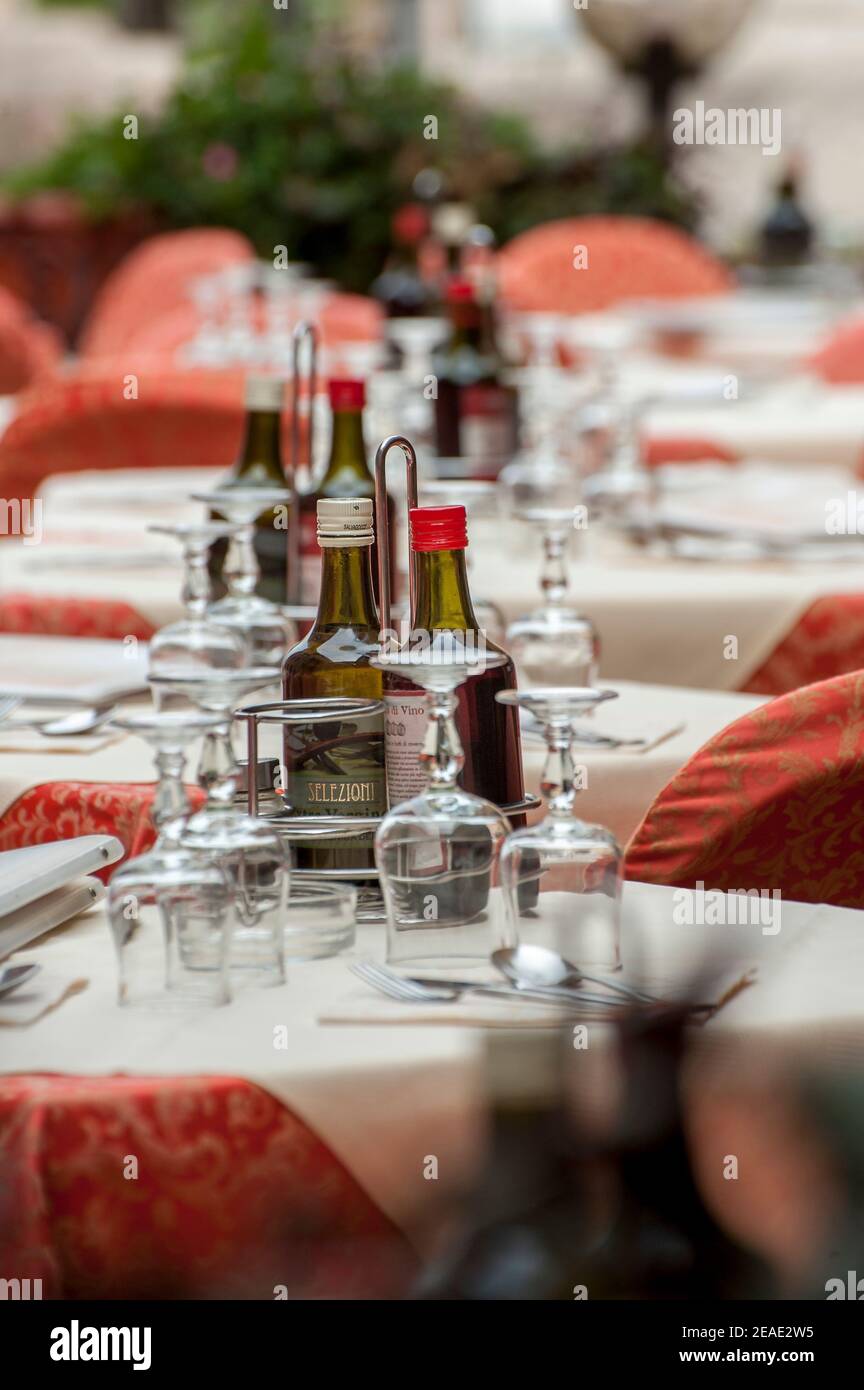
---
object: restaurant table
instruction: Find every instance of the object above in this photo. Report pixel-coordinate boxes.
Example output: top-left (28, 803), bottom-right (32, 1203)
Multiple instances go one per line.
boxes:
top-left (2, 880), bottom-right (862, 1297)
top-left (0, 678), bottom-right (765, 855)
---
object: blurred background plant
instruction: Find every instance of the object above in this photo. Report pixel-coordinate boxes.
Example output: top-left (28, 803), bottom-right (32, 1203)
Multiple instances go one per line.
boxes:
top-left (4, 0), bottom-right (695, 291)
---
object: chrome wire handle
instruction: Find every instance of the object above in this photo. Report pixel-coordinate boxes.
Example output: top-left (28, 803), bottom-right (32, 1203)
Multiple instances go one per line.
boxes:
top-left (374, 434), bottom-right (418, 639)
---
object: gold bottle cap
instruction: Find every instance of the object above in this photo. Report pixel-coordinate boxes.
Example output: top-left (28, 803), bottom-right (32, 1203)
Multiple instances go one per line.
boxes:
top-left (316, 497), bottom-right (374, 547)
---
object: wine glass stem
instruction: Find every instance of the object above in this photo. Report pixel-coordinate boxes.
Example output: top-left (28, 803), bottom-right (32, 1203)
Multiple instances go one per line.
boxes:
top-left (183, 542), bottom-right (212, 623)
top-left (421, 685), bottom-right (463, 791)
top-left (198, 721), bottom-right (238, 806)
top-left (152, 748), bottom-right (189, 841)
top-left (224, 522), bottom-right (259, 598)
top-left (540, 526), bottom-right (570, 608)
top-left (541, 719), bottom-right (577, 819)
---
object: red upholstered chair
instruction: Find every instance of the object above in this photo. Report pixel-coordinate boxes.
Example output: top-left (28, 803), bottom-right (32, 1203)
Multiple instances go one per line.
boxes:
top-left (0, 284), bottom-right (63, 392)
top-left (643, 436), bottom-right (739, 468)
top-left (806, 316), bottom-right (864, 384)
top-left (78, 227), bottom-right (255, 360)
top-left (497, 216), bottom-right (734, 315)
top-left (99, 290), bottom-right (384, 362)
top-left (0, 362), bottom-right (256, 506)
top-left (625, 671), bottom-right (864, 908)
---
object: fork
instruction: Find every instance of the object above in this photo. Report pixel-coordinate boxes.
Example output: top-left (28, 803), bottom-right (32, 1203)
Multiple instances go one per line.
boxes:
top-left (350, 960), bottom-right (627, 1013)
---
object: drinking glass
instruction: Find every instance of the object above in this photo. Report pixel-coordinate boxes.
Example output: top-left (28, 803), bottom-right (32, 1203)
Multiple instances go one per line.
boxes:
top-left (498, 448), bottom-right (598, 685)
top-left (106, 709), bottom-right (233, 1008)
top-left (148, 521), bottom-right (251, 674)
top-left (496, 687), bottom-right (623, 972)
top-left (149, 667), bottom-right (290, 985)
top-left (372, 648), bottom-right (511, 967)
top-left (191, 486), bottom-right (297, 666)
top-left (283, 876), bottom-right (357, 960)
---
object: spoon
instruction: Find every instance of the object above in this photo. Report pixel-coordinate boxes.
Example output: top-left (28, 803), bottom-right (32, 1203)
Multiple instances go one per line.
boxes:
top-left (4, 706), bottom-right (116, 737)
top-left (0, 962), bottom-right (41, 999)
top-left (492, 943), bottom-right (659, 1005)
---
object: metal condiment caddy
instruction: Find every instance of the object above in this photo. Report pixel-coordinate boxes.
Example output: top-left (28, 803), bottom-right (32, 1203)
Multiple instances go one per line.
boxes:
top-left (236, 433), bottom-right (538, 919)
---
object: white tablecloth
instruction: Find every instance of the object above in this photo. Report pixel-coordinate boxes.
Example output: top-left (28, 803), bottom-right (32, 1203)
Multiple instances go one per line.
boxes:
top-left (3, 880), bottom-right (862, 1248)
top-left (0, 675), bottom-right (764, 849)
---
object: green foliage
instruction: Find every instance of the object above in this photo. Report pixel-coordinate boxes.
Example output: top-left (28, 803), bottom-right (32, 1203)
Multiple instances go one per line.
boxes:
top-left (6, 3), bottom-right (696, 290)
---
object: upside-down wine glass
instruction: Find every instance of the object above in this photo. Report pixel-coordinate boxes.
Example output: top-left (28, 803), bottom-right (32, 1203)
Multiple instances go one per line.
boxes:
top-left (498, 448), bottom-right (598, 686)
top-left (106, 709), bottom-right (233, 1008)
top-left (147, 521), bottom-right (251, 674)
top-left (496, 687), bottom-right (623, 972)
top-left (149, 667), bottom-right (290, 985)
top-left (191, 486), bottom-right (297, 665)
top-left (371, 646), bottom-right (511, 967)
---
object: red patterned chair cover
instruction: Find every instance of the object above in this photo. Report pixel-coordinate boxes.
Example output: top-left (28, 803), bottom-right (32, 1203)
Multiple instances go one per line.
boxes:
top-left (0, 781), bottom-right (162, 873)
top-left (625, 670), bottom-right (864, 907)
top-left (643, 436), bottom-right (739, 468)
top-left (0, 283), bottom-right (62, 393)
top-left (806, 316), bottom-right (864, 384)
top-left (0, 593), bottom-right (155, 641)
top-left (742, 595), bottom-right (864, 696)
top-left (497, 216), bottom-right (734, 315)
top-left (91, 289), bottom-right (384, 363)
top-left (78, 228), bottom-right (255, 360)
top-left (0, 1073), bottom-right (416, 1299)
top-left (0, 363), bottom-right (255, 506)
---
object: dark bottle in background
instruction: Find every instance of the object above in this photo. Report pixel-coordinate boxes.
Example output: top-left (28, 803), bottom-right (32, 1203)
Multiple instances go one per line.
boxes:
top-left (281, 497), bottom-right (385, 876)
top-left (760, 162), bottom-right (814, 269)
top-left (433, 278), bottom-right (518, 480)
top-left (209, 374), bottom-right (292, 604)
top-left (371, 202), bottom-right (435, 321)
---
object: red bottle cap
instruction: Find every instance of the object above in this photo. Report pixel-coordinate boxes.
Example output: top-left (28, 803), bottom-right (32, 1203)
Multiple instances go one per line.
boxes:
top-left (445, 278), bottom-right (477, 304)
top-left (409, 505), bottom-right (468, 552)
top-left (328, 378), bottom-right (365, 411)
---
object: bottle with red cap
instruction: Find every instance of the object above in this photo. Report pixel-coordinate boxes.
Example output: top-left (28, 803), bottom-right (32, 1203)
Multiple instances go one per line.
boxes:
top-left (384, 502), bottom-right (526, 814)
top-left (432, 277), bottom-right (518, 480)
top-left (298, 378), bottom-right (396, 607)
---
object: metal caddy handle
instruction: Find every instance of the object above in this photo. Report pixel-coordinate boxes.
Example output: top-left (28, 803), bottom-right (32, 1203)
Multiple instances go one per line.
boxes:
top-left (287, 319), bottom-right (319, 603)
top-left (374, 433), bottom-right (419, 641)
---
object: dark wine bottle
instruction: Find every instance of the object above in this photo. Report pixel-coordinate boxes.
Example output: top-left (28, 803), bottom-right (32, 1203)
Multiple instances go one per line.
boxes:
top-left (432, 278), bottom-right (518, 481)
top-left (384, 503), bottom-right (525, 811)
top-left (209, 374), bottom-right (293, 604)
top-left (281, 497), bottom-right (385, 875)
top-left (760, 164), bottom-right (814, 269)
top-left (419, 1015), bottom-right (774, 1301)
top-left (298, 378), bottom-right (395, 607)
top-left (371, 203), bottom-right (434, 320)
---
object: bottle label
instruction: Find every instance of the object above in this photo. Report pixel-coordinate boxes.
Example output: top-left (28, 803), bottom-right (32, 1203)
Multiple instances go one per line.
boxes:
top-left (384, 693), bottom-right (428, 806)
top-left (460, 385), bottom-right (518, 477)
top-left (282, 714), bottom-right (386, 849)
top-left (299, 509), bottom-right (321, 605)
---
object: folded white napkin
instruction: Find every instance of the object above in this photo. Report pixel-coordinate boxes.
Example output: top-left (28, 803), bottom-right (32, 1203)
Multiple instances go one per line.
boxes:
top-left (520, 716), bottom-right (685, 755)
top-left (0, 960), bottom-right (88, 1025)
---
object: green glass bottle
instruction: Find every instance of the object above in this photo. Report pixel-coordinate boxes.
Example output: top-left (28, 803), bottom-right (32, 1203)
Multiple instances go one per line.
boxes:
top-left (298, 378), bottom-right (395, 607)
top-left (209, 374), bottom-right (294, 604)
top-left (281, 497), bottom-right (385, 874)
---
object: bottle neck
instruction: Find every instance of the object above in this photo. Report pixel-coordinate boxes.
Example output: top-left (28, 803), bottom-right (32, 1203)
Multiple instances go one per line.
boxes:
top-left (237, 408), bottom-right (284, 480)
top-left (412, 546), bottom-right (479, 632)
top-left (322, 409), bottom-right (369, 483)
top-left (314, 543), bottom-right (379, 629)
